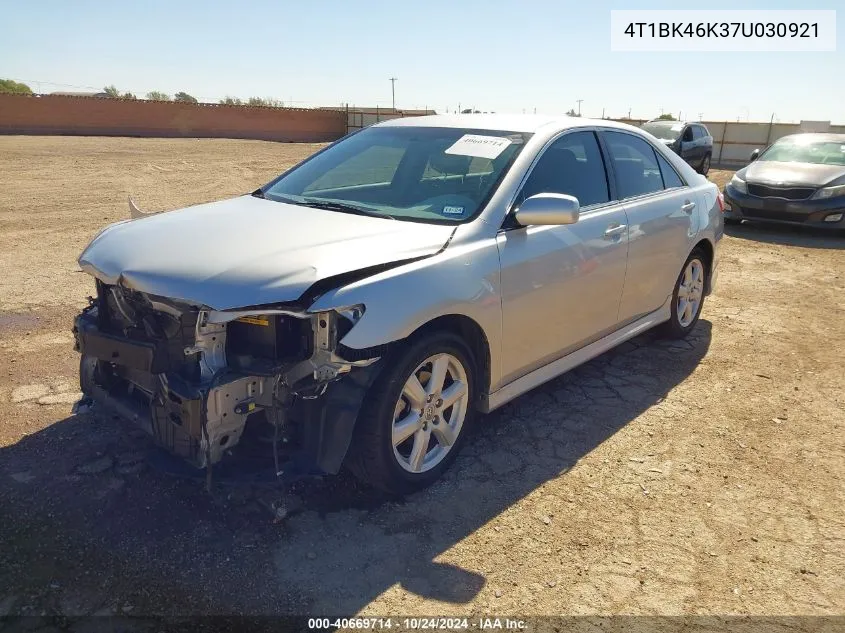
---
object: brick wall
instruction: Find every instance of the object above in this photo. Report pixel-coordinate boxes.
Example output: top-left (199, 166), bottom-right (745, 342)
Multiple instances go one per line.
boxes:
top-left (0, 93), bottom-right (347, 142)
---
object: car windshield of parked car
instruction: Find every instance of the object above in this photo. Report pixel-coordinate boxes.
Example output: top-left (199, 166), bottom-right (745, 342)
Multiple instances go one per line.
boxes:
top-left (760, 138), bottom-right (845, 166)
top-left (642, 121), bottom-right (684, 142)
top-left (262, 126), bottom-right (531, 223)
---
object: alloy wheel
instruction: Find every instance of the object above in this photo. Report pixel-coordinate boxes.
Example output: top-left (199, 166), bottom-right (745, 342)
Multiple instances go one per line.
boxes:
top-left (391, 353), bottom-right (469, 473)
top-left (677, 258), bottom-right (704, 327)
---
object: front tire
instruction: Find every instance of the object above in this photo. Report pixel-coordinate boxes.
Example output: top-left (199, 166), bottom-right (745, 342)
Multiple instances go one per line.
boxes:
top-left (345, 332), bottom-right (476, 494)
top-left (698, 153), bottom-right (711, 176)
top-left (659, 249), bottom-right (707, 339)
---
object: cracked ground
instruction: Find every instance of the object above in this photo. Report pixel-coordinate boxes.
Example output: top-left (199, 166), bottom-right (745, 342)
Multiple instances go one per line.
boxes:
top-left (0, 137), bottom-right (843, 626)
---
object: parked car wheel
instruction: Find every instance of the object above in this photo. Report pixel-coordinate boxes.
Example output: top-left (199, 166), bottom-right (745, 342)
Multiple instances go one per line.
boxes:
top-left (345, 331), bottom-right (476, 494)
top-left (698, 153), bottom-right (711, 176)
top-left (659, 249), bottom-right (707, 339)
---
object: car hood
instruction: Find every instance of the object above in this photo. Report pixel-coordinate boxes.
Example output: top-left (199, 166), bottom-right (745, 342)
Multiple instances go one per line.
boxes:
top-left (740, 161), bottom-right (845, 188)
top-left (78, 195), bottom-right (455, 310)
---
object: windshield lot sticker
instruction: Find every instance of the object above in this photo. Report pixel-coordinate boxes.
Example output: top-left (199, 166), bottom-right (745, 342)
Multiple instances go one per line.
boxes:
top-left (442, 205), bottom-right (465, 216)
top-left (445, 134), bottom-right (512, 159)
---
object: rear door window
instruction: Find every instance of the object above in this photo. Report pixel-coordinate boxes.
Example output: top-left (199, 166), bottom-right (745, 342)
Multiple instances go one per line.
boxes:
top-left (602, 131), bottom-right (665, 199)
top-left (656, 152), bottom-right (685, 189)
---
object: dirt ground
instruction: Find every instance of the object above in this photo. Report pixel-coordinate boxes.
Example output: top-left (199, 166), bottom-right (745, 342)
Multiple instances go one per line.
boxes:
top-left (0, 137), bottom-right (843, 625)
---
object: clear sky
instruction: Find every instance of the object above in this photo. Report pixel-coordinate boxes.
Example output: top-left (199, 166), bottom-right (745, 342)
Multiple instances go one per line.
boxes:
top-left (2, 0), bottom-right (842, 123)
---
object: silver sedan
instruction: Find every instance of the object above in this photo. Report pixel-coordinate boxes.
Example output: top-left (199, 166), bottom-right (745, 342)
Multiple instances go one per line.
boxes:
top-left (74, 114), bottom-right (723, 494)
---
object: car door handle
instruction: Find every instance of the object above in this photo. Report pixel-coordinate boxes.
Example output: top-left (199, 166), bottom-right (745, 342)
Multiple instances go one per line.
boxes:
top-left (604, 224), bottom-right (627, 238)
top-left (681, 201), bottom-right (696, 213)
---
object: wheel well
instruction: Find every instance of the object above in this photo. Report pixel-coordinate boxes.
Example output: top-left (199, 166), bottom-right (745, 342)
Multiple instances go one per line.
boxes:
top-left (692, 238), bottom-right (714, 293)
top-left (410, 314), bottom-right (491, 400)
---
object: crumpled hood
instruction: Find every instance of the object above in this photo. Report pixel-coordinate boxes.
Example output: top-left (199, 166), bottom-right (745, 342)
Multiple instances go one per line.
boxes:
top-left (740, 161), bottom-right (845, 188)
top-left (79, 195), bottom-right (454, 310)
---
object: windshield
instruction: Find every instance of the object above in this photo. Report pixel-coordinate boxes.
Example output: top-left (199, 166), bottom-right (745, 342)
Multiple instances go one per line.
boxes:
top-left (759, 138), bottom-right (845, 166)
top-left (261, 126), bottom-right (530, 223)
top-left (641, 122), bottom-right (684, 142)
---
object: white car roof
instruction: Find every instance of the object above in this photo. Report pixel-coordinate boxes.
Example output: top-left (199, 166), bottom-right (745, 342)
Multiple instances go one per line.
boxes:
top-left (375, 113), bottom-right (642, 135)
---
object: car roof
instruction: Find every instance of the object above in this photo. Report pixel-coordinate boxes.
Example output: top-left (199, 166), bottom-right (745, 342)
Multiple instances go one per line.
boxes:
top-left (644, 120), bottom-right (704, 126)
top-left (776, 132), bottom-right (845, 143)
top-left (374, 113), bottom-right (644, 135)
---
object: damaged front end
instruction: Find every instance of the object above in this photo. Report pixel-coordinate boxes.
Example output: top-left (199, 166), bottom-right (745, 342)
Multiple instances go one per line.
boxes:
top-left (73, 280), bottom-right (382, 477)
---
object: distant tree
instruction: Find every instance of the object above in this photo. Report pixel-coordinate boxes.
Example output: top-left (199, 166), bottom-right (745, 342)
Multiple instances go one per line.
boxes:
top-left (657, 113), bottom-right (676, 120)
top-left (0, 79), bottom-right (32, 94)
top-left (104, 85), bottom-right (120, 97)
top-left (460, 108), bottom-right (481, 114)
top-left (146, 91), bottom-right (170, 101)
top-left (247, 97), bottom-right (268, 107)
top-left (121, 92), bottom-right (137, 100)
top-left (219, 96), bottom-right (243, 106)
top-left (174, 91), bottom-right (198, 103)
top-left (565, 108), bottom-right (581, 117)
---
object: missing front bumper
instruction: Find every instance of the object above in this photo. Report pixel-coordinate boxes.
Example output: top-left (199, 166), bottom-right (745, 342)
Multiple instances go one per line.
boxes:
top-left (74, 308), bottom-right (384, 476)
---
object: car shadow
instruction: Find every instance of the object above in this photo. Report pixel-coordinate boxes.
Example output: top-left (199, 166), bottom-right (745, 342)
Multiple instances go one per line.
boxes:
top-left (0, 321), bottom-right (712, 619)
top-left (725, 221), bottom-right (845, 249)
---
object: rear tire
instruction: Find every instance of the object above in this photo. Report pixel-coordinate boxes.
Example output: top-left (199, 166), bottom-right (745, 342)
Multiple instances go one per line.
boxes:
top-left (658, 249), bottom-right (707, 340)
top-left (345, 331), bottom-right (476, 495)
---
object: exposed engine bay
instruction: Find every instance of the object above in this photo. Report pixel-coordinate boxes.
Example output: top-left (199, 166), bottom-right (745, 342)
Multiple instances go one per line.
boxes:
top-left (73, 280), bottom-right (380, 477)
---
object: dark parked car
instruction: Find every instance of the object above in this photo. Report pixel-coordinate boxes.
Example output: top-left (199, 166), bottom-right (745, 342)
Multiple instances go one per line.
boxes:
top-left (641, 120), bottom-right (713, 176)
top-left (723, 133), bottom-right (845, 231)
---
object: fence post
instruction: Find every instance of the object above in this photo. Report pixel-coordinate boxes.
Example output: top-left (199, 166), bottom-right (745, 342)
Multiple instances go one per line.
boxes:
top-left (717, 121), bottom-right (728, 166)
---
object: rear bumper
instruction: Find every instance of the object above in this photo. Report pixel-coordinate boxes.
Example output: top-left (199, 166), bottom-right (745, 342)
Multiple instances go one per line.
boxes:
top-left (723, 185), bottom-right (845, 229)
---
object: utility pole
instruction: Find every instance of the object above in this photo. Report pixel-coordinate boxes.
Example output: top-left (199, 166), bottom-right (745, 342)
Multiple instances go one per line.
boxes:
top-left (628, 107), bottom-right (632, 119)
top-left (389, 77), bottom-right (397, 111)
top-left (601, 107), bottom-right (605, 119)
top-left (576, 99), bottom-right (583, 116)
top-left (698, 112), bottom-right (703, 120)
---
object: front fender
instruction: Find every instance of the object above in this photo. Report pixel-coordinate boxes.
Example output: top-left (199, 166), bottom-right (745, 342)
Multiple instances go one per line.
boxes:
top-left (309, 238), bottom-right (503, 390)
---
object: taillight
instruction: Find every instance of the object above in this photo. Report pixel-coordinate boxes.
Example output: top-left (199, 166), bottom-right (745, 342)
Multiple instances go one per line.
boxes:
top-left (716, 191), bottom-right (725, 212)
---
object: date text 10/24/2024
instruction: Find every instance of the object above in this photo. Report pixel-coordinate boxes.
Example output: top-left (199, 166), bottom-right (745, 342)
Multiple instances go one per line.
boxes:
top-left (307, 618), bottom-right (526, 630)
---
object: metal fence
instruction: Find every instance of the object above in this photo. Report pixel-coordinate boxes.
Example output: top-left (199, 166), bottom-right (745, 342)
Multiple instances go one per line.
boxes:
top-left (344, 106), bottom-right (435, 134)
top-left (613, 118), bottom-right (845, 167)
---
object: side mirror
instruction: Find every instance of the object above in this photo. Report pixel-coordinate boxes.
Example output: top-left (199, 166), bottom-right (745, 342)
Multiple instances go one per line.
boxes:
top-left (513, 193), bottom-right (580, 226)
top-left (750, 149), bottom-right (760, 162)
